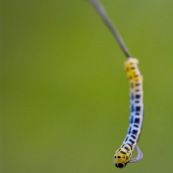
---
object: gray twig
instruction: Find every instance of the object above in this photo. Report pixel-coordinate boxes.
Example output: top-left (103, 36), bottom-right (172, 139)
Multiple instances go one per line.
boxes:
top-left (89, 0), bottom-right (132, 58)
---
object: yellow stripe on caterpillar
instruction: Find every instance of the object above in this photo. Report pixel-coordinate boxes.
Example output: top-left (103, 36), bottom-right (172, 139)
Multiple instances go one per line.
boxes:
top-left (124, 57), bottom-right (143, 84)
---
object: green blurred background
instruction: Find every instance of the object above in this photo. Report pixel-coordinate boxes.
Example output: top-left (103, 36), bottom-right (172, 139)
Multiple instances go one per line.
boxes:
top-left (1, 0), bottom-right (173, 172)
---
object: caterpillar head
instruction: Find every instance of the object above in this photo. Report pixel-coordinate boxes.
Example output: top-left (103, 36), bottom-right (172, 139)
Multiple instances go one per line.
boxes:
top-left (113, 148), bottom-right (131, 168)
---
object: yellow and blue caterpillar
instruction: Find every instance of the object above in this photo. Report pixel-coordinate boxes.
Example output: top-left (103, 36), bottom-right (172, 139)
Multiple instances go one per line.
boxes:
top-left (113, 57), bottom-right (144, 168)
top-left (88, 0), bottom-right (144, 168)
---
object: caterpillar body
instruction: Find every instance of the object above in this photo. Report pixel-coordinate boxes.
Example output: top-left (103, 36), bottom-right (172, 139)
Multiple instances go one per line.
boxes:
top-left (113, 57), bottom-right (144, 168)
top-left (89, 0), bottom-right (144, 169)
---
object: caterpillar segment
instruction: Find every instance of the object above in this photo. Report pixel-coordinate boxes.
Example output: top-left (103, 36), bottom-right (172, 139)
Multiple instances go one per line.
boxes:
top-left (113, 57), bottom-right (144, 168)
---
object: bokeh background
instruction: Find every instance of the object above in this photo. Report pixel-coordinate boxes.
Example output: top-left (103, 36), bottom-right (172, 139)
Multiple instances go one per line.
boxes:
top-left (1, 0), bottom-right (173, 173)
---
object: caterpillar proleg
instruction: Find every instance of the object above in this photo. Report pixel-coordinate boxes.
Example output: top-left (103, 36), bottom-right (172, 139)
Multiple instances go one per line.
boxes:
top-left (89, 0), bottom-right (144, 168)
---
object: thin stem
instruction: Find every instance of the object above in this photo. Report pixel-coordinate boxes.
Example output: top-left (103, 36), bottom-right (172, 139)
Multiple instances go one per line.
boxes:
top-left (89, 0), bottom-right (132, 58)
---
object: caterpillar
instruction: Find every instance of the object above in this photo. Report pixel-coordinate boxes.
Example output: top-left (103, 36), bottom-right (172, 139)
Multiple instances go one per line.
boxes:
top-left (89, 0), bottom-right (144, 168)
top-left (113, 57), bottom-right (143, 168)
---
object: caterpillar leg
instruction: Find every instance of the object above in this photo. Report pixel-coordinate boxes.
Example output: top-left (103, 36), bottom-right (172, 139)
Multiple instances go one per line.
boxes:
top-left (129, 144), bottom-right (143, 163)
